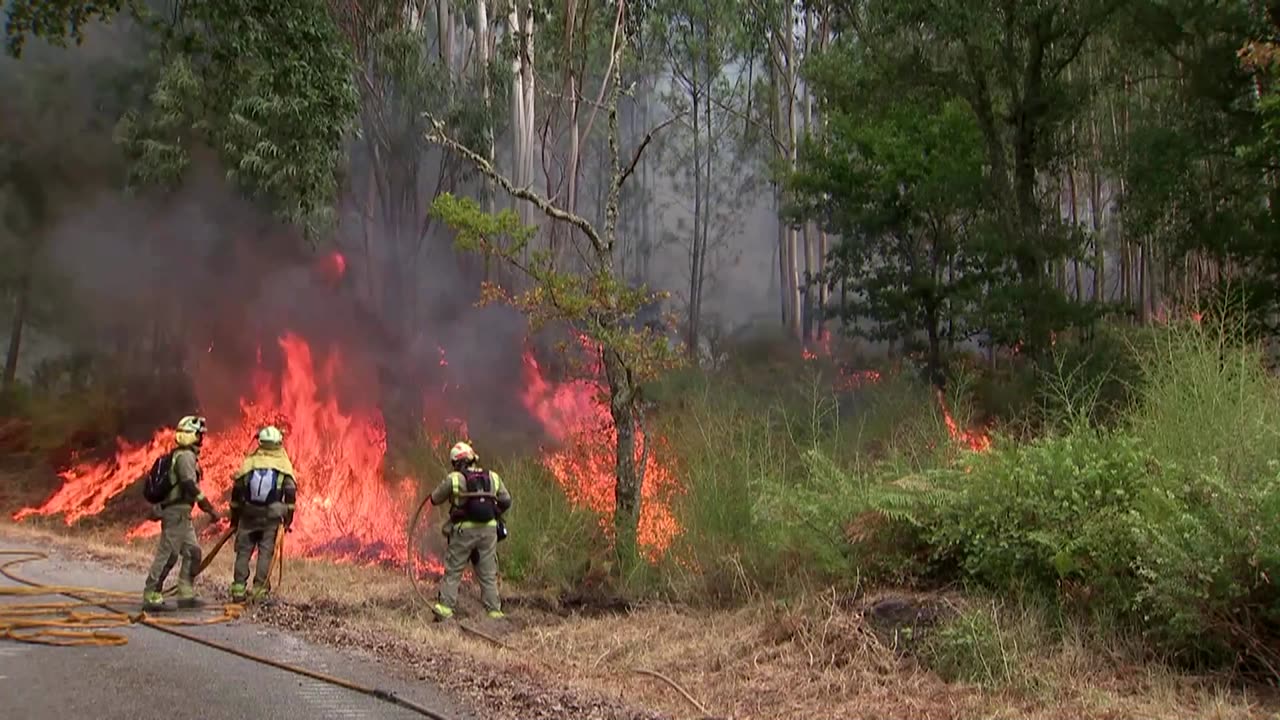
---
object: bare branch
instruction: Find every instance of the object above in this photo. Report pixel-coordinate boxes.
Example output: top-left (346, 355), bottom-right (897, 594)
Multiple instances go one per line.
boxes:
top-left (617, 111), bottom-right (686, 189)
top-left (425, 115), bottom-right (606, 253)
top-left (578, 2), bottom-right (626, 169)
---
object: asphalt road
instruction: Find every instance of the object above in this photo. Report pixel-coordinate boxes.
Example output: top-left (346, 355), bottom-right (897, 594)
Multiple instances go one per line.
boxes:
top-left (0, 534), bottom-right (472, 720)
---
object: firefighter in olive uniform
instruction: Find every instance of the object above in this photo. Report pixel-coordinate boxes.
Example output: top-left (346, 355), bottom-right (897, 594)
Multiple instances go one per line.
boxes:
top-left (228, 425), bottom-right (297, 603)
top-left (142, 415), bottom-right (223, 611)
top-left (428, 441), bottom-right (511, 620)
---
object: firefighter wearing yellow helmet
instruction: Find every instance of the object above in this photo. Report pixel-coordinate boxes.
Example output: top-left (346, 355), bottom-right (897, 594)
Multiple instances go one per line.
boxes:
top-left (427, 440), bottom-right (511, 620)
top-left (142, 415), bottom-right (223, 611)
top-left (228, 425), bottom-right (298, 603)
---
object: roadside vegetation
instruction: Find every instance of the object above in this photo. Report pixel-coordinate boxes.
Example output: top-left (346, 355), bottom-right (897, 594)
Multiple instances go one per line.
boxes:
top-left (7, 310), bottom-right (1280, 720)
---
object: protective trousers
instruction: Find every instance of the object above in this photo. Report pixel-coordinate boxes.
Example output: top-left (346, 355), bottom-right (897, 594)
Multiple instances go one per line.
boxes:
top-left (232, 516), bottom-right (278, 596)
top-left (438, 525), bottom-right (500, 613)
top-left (144, 504), bottom-right (200, 598)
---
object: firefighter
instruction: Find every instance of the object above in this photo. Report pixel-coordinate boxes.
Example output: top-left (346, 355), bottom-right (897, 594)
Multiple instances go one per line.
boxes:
top-left (142, 415), bottom-right (222, 611)
top-left (228, 425), bottom-right (297, 603)
top-left (428, 441), bottom-right (511, 620)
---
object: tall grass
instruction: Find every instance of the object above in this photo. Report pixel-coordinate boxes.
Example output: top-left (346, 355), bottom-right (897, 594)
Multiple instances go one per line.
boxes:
top-left (649, 361), bottom-right (952, 603)
top-left (1127, 315), bottom-right (1280, 483)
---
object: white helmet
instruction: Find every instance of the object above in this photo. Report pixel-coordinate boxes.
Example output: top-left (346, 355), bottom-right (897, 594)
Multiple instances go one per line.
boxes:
top-left (258, 425), bottom-right (284, 446)
top-left (449, 441), bottom-right (477, 464)
top-left (176, 415), bottom-right (207, 434)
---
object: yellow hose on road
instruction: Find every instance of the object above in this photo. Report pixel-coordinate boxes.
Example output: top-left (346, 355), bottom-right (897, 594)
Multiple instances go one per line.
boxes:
top-left (0, 547), bottom-right (453, 720)
top-left (0, 549), bottom-right (241, 646)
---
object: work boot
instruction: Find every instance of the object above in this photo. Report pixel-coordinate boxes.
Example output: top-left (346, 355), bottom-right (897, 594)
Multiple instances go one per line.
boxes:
top-left (486, 609), bottom-right (505, 619)
top-left (142, 591), bottom-right (167, 612)
top-left (176, 596), bottom-right (206, 609)
top-left (432, 603), bottom-right (454, 621)
top-left (229, 583), bottom-right (247, 603)
top-left (251, 586), bottom-right (274, 606)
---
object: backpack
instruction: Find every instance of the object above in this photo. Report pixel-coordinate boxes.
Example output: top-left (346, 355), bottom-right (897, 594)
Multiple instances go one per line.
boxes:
top-left (451, 469), bottom-right (500, 524)
top-left (142, 451), bottom-right (176, 504)
top-left (245, 468), bottom-right (282, 506)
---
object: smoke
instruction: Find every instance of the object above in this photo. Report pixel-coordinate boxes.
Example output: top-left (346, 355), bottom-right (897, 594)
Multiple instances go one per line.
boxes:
top-left (5, 8), bottom-right (787, 463)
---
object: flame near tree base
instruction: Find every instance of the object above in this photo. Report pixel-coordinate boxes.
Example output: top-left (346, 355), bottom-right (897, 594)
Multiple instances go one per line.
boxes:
top-left (519, 342), bottom-right (681, 559)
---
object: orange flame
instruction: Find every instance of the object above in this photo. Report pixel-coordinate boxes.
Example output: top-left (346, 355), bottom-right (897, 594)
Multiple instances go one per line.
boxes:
top-left (935, 389), bottom-right (992, 453)
top-left (16, 333), bottom-right (424, 567)
top-left (836, 368), bottom-right (881, 392)
top-left (520, 339), bottom-right (681, 559)
top-left (802, 330), bottom-right (833, 361)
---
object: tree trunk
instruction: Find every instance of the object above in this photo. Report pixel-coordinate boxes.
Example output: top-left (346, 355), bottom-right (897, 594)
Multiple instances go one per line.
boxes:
top-left (600, 10), bottom-right (641, 567)
top-left (509, 0), bottom-right (526, 210)
top-left (687, 67), bottom-right (703, 359)
top-left (783, 2), bottom-right (801, 341)
top-left (3, 268), bottom-right (31, 392)
top-left (602, 347), bottom-right (639, 565)
top-left (477, 0), bottom-right (494, 214)
top-left (924, 301), bottom-right (943, 390)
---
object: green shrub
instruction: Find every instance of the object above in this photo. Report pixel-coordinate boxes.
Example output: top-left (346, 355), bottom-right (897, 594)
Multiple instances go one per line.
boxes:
top-left (1130, 464), bottom-right (1280, 667)
top-left (845, 314), bottom-right (1280, 672)
top-left (495, 456), bottom-right (604, 591)
top-left (920, 600), bottom-right (1044, 689)
top-left (920, 430), bottom-right (1145, 602)
top-left (652, 374), bottom-right (816, 602)
top-left (1036, 323), bottom-right (1152, 429)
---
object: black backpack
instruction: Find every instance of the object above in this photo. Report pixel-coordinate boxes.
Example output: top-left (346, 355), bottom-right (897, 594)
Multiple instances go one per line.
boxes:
top-left (452, 468), bottom-right (500, 524)
top-left (142, 451), bottom-right (176, 504)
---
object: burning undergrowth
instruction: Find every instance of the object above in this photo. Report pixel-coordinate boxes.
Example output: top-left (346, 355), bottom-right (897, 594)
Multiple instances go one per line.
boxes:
top-left (12, 327), bottom-right (687, 570)
top-left (519, 337), bottom-right (682, 559)
top-left (15, 332), bottom-right (421, 566)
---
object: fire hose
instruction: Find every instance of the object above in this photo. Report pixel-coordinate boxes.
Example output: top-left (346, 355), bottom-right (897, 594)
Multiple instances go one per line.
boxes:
top-left (0, 543), bottom-right (454, 720)
top-left (405, 493), bottom-right (717, 720)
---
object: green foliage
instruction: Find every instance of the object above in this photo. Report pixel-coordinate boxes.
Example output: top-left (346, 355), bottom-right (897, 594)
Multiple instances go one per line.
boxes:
top-left (430, 193), bottom-right (682, 385)
top-left (1127, 311), bottom-right (1280, 485)
top-left (491, 457), bottom-right (605, 592)
top-left (840, 0), bottom-right (1113, 357)
top-left (118, 0), bottom-right (359, 239)
top-left (920, 601), bottom-right (1043, 690)
top-left (787, 60), bottom-right (988, 384)
top-left (5, 0), bottom-right (359, 241)
top-left (830, 315), bottom-right (1280, 671)
top-left (643, 359), bottom-right (956, 601)
top-left (1034, 324), bottom-right (1154, 429)
top-left (3, 0), bottom-right (139, 56)
top-left (919, 431), bottom-right (1145, 598)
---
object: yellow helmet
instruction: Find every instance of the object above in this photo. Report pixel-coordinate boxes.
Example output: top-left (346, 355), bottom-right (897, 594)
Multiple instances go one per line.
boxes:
top-left (449, 441), bottom-right (477, 464)
top-left (257, 425), bottom-right (284, 446)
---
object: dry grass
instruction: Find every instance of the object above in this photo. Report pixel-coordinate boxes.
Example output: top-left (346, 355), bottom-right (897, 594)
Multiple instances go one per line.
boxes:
top-left (1, 518), bottom-right (1277, 720)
